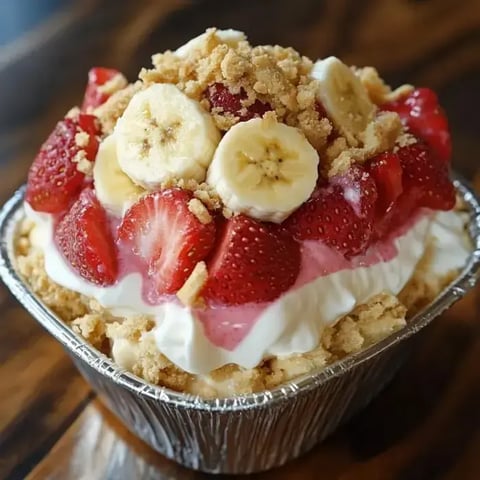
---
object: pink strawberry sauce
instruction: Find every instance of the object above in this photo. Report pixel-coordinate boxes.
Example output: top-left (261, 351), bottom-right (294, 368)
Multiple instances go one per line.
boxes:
top-left (54, 209), bottom-right (426, 352)
top-left (193, 211), bottom-right (422, 350)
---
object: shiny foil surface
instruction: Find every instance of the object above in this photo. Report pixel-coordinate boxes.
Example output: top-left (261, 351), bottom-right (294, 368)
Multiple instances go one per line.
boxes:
top-left (1, 178), bottom-right (479, 474)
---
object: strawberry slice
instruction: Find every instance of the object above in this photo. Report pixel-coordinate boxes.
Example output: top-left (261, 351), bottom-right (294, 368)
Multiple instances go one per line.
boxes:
top-left (117, 189), bottom-right (216, 295)
top-left (285, 166), bottom-right (378, 257)
top-left (366, 152), bottom-right (403, 214)
top-left (202, 215), bottom-right (301, 305)
top-left (81, 67), bottom-right (123, 112)
top-left (26, 114), bottom-right (100, 213)
top-left (55, 189), bottom-right (117, 286)
top-left (206, 83), bottom-right (271, 122)
top-left (383, 88), bottom-right (451, 163)
top-left (397, 143), bottom-right (455, 210)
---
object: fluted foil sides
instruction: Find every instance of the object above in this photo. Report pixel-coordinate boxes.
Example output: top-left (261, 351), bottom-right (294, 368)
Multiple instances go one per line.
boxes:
top-left (71, 342), bottom-right (409, 473)
top-left (0, 177), bottom-right (479, 474)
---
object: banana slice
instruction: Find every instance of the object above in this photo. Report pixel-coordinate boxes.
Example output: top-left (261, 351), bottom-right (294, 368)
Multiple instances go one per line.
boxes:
top-left (175, 29), bottom-right (246, 57)
top-left (93, 135), bottom-right (145, 216)
top-left (311, 56), bottom-right (375, 146)
top-left (207, 117), bottom-right (319, 223)
top-left (115, 83), bottom-right (221, 189)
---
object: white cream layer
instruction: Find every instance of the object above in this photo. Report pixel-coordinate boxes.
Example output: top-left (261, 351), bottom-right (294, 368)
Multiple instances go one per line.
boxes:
top-left (24, 204), bottom-right (470, 374)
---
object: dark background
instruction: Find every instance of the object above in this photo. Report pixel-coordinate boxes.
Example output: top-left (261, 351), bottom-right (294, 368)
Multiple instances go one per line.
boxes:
top-left (0, 1), bottom-right (479, 479)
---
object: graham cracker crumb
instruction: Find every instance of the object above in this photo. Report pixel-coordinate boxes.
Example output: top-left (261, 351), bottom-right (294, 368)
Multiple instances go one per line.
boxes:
top-left (384, 84), bottom-right (414, 103)
top-left (398, 239), bottom-right (458, 315)
top-left (65, 107), bottom-right (80, 119)
top-left (222, 207), bottom-right (233, 219)
top-left (16, 248), bottom-right (87, 322)
top-left (327, 112), bottom-right (403, 177)
top-left (97, 73), bottom-right (128, 96)
top-left (71, 314), bottom-right (106, 350)
top-left (160, 178), bottom-right (222, 211)
top-left (75, 131), bottom-right (90, 148)
top-left (355, 66), bottom-right (413, 105)
top-left (176, 261), bottom-right (208, 307)
top-left (188, 198), bottom-right (212, 224)
top-left (139, 29), bottom-right (322, 154)
top-left (394, 132), bottom-right (418, 151)
top-left (361, 111), bottom-right (402, 155)
top-left (72, 151), bottom-right (93, 176)
top-left (94, 82), bottom-right (142, 134)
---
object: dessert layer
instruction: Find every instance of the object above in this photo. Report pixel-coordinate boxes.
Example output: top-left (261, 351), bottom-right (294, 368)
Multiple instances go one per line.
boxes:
top-left (23, 205), bottom-right (470, 375)
top-left (16, 208), bottom-right (467, 397)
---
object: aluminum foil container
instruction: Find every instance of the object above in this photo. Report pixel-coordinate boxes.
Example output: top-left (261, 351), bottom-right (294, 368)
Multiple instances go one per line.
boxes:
top-left (1, 178), bottom-right (479, 474)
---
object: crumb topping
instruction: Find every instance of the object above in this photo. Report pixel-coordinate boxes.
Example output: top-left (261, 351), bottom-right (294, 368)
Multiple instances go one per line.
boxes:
top-left (97, 73), bottom-right (128, 96)
top-left (15, 221), bottom-right (461, 398)
top-left (75, 131), bottom-right (90, 148)
top-left (139, 28), bottom-right (331, 152)
top-left (355, 66), bottom-right (413, 105)
top-left (72, 150), bottom-right (93, 176)
top-left (188, 198), bottom-right (212, 224)
top-left (94, 82), bottom-right (142, 134)
top-left (176, 261), bottom-right (208, 307)
top-left (327, 112), bottom-right (403, 177)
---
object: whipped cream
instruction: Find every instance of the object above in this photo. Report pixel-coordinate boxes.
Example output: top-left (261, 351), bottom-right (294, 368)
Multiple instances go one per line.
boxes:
top-left (24, 204), bottom-right (470, 374)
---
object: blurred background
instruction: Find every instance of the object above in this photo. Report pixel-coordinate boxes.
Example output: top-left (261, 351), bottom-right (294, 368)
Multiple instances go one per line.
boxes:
top-left (0, 0), bottom-right (479, 200)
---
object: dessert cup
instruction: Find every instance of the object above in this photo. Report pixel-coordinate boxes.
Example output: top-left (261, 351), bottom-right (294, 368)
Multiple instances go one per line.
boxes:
top-left (1, 178), bottom-right (479, 474)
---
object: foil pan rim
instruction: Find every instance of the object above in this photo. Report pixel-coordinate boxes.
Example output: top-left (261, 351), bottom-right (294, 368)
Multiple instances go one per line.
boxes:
top-left (1, 176), bottom-right (479, 411)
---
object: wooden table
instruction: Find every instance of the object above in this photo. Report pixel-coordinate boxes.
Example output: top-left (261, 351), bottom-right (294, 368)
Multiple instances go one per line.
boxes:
top-left (1, 1), bottom-right (479, 478)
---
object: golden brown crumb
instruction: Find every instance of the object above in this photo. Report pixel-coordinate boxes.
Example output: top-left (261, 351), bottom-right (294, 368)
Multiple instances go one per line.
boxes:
top-left (72, 151), bottom-right (93, 176)
top-left (97, 73), bottom-right (128, 96)
top-left (75, 131), bottom-right (90, 148)
top-left (188, 198), bottom-right (212, 224)
top-left (94, 82), bottom-right (142, 134)
top-left (327, 112), bottom-right (402, 177)
top-left (355, 66), bottom-right (413, 105)
top-left (394, 132), bottom-right (418, 151)
top-left (160, 177), bottom-right (222, 211)
top-left (139, 29), bottom-right (329, 161)
top-left (65, 107), bottom-right (80, 119)
top-left (71, 314), bottom-right (106, 350)
top-left (176, 261), bottom-right (208, 307)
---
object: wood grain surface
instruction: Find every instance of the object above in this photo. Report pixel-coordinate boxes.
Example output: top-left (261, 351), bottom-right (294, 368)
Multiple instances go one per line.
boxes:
top-left (0, 0), bottom-right (479, 478)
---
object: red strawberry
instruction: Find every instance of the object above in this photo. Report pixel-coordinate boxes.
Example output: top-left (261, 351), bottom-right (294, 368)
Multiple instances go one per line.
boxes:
top-left (397, 143), bottom-right (455, 210)
top-left (206, 83), bottom-right (271, 121)
top-left (373, 143), bottom-right (455, 239)
top-left (26, 114), bottom-right (100, 213)
top-left (285, 166), bottom-right (378, 257)
top-left (117, 189), bottom-right (216, 295)
top-left (383, 88), bottom-right (451, 163)
top-left (55, 189), bottom-right (117, 286)
top-left (81, 67), bottom-right (123, 112)
top-left (373, 192), bottom-right (419, 240)
top-left (366, 152), bottom-right (403, 214)
top-left (202, 215), bottom-right (300, 305)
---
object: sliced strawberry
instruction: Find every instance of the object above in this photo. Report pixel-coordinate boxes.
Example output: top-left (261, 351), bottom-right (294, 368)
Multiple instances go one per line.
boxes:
top-left (206, 83), bottom-right (271, 121)
top-left (202, 215), bottom-right (300, 305)
top-left (117, 189), bottom-right (216, 295)
top-left (383, 88), bottom-right (451, 163)
top-left (397, 143), bottom-right (455, 210)
top-left (81, 67), bottom-right (123, 112)
top-left (373, 192), bottom-right (419, 240)
top-left (55, 189), bottom-right (117, 286)
top-left (285, 166), bottom-right (378, 257)
top-left (366, 152), bottom-right (403, 214)
top-left (26, 114), bottom-right (100, 213)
